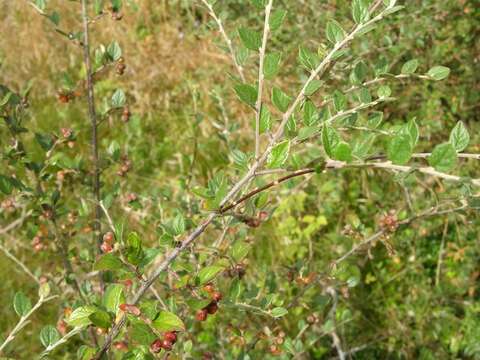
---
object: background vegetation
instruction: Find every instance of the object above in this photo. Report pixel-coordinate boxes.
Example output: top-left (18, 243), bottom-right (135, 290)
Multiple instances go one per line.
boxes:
top-left (0, 0), bottom-right (479, 359)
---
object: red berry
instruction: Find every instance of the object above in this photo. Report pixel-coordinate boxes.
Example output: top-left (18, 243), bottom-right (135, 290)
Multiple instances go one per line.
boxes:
top-left (196, 309), bottom-right (208, 321)
top-left (61, 128), bottom-right (73, 138)
top-left (211, 291), bottom-right (222, 302)
top-left (203, 284), bottom-right (215, 293)
top-left (119, 303), bottom-right (141, 316)
top-left (206, 301), bottom-right (218, 315)
top-left (150, 339), bottom-right (163, 353)
top-left (113, 341), bottom-right (129, 351)
top-left (103, 231), bottom-right (115, 244)
top-left (100, 241), bottom-right (113, 253)
top-left (164, 331), bottom-right (177, 344)
top-left (161, 339), bottom-right (173, 351)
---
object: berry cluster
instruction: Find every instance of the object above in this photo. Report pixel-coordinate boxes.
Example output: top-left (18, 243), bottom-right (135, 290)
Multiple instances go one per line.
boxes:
top-left (117, 156), bottom-right (132, 177)
top-left (100, 231), bottom-right (115, 253)
top-left (196, 284), bottom-right (223, 321)
top-left (150, 331), bottom-right (178, 353)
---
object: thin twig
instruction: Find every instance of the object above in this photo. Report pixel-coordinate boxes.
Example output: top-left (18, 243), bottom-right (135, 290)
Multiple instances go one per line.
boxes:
top-left (0, 243), bottom-right (40, 285)
top-left (435, 220), bottom-right (449, 287)
top-left (326, 288), bottom-right (346, 360)
top-left (38, 326), bottom-right (83, 359)
top-left (254, 0), bottom-right (274, 159)
top-left (81, 0), bottom-right (103, 288)
top-left (0, 295), bottom-right (57, 353)
top-left (200, 0), bottom-right (246, 82)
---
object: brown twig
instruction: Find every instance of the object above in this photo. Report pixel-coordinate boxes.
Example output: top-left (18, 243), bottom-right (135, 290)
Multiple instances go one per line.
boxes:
top-left (81, 0), bottom-right (103, 287)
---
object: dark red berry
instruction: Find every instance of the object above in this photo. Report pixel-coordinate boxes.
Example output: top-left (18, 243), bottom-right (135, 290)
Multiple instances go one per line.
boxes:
top-left (206, 301), bottom-right (218, 315)
top-left (164, 331), bottom-right (177, 344)
top-left (196, 309), bottom-right (208, 321)
top-left (150, 339), bottom-right (163, 353)
top-left (160, 339), bottom-right (173, 351)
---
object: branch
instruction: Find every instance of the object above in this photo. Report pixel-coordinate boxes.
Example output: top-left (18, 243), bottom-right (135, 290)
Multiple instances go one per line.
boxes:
top-left (326, 288), bottom-right (346, 360)
top-left (254, 0), bottom-right (274, 159)
top-left (272, 6), bottom-right (391, 145)
top-left (0, 295), bottom-right (57, 353)
top-left (200, 0), bottom-right (246, 82)
top-left (81, 0), bottom-right (103, 281)
top-left (0, 243), bottom-right (40, 285)
top-left (318, 73), bottom-right (430, 107)
top-left (38, 326), bottom-right (83, 359)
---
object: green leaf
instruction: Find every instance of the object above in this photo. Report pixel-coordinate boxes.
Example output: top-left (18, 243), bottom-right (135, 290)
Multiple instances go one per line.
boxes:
top-left (377, 85), bottom-right (391, 98)
top-left (271, 307), bottom-right (288, 318)
top-left (333, 90), bottom-right (347, 112)
top-left (399, 118), bottom-right (419, 148)
top-left (103, 284), bottom-right (125, 314)
top-left (232, 149), bottom-right (248, 169)
top-left (152, 311), bottom-right (185, 332)
top-left (126, 232), bottom-right (144, 265)
top-left (94, 253), bottom-right (125, 271)
top-left (326, 20), bottom-right (345, 44)
top-left (322, 126), bottom-right (340, 158)
top-left (35, 133), bottom-right (54, 151)
top-left (89, 310), bottom-right (113, 329)
top-left (401, 59), bottom-right (419, 74)
top-left (303, 100), bottom-right (318, 126)
top-left (428, 143), bottom-right (458, 172)
top-left (130, 320), bottom-right (156, 345)
top-left (304, 80), bottom-right (322, 96)
top-left (449, 121), bottom-right (470, 152)
top-left (269, 9), bottom-right (286, 31)
top-left (0, 92), bottom-right (13, 108)
top-left (264, 52), bottom-right (281, 79)
top-left (234, 84), bottom-right (257, 107)
top-left (367, 112), bottom-right (383, 128)
top-left (352, 0), bottom-right (369, 23)
top-left (0, 175), bottom-right (14, 195)
top-left (107, 41), bottom-right (122, 61)
top-left (198, 265), bottom-right (225, 285)
top-left (271, 87), bottom-right (291, 113)
top-left (238, 28), bottom-right (262, 51)
top-left (40, 325), bottom-right (60, 348)
top-left (298, 46), bottom-right (319, 71)
top-left (94, 0), bottom-right (104, 15)
top-left (111, 89), bottom-right (126, 108)
top-left (173, 213), bottom-right (185, 235)
top-left (427, 66), bottom-right (450, 81)
top-left (351, 61), bottom-right (368, 84)
top-left (267, 141), bottom-right (290, 168)
top-left (332, 141), bottom-right (352, 162)
top-left (353, 133), bottom-right (377, 159)
top-left (230, 241), bottom-right (251, 262)
top-left (259, 106), bottom-right (271, 133)
top-left (35, 0), bottom-right (46, 11)
top-left (13, 292), bottom-right (32, 317)
top-left (67, 306), bottom-right (97, 327)
top-left (387, 135), bottom-right (412, 165)
top-left (358, 87), bottom-right (372, 103)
